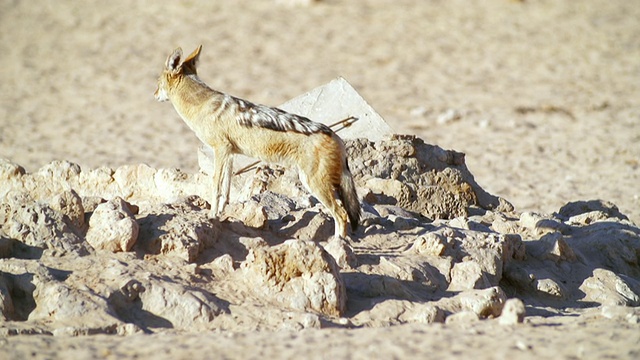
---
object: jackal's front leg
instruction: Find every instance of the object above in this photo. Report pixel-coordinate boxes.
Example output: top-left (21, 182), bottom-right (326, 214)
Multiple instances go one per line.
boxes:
top-left (209, 146), bottom-right (233, 218)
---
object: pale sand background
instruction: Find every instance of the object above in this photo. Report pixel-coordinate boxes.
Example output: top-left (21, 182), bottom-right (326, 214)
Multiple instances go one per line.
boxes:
top-left (1, 0), bottom-right (638, 223)
top-left (1, 0), bottom-right (639, 358)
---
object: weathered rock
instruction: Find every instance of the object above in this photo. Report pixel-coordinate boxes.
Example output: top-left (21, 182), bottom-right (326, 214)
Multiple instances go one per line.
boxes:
top-left (409, 232), bottom-right (448, 256)
top-left (445, 310), bottom-right (479, 324)
top-left (518, 212), bottom-right (567, 236)
top-left (137, 196), bottom-right (220, 262)
top-left (224, 201), bottom-right (268, 229)
top-left (1, 127), bottom-right (640, 338)
top-left (377, 256), bottom-right (449, 292)
top-left (458, 286), bottom-right (507, 318)
top-left (558, 200), bottom-right (629, 222)
top-left (86, 197), bottom-right (139, 252)
top-left (352, 299), bottom-right (444, 327)
top-left (499, 298), bottom-right (526, 325)
top-left (323, 236), bottom-right (358, 269)
top-left (49, 189), bottom-right (86, 230)
top-left (1, 160), bottom-right (211, 207)
top-left (534, 278), bottom-right (568, 299)
top-left (601, 305), bottom-right (640, 324)
top-left (443, 229), bottom-right (525, 290)
top-left (539, 233), bottom-right (577, 263)
top-left (579, 268), bottom-right (640, 306)
top-left (0, 192), bottom-right (89, 257)
top-left (240, 239), bottom-right (347, 316)
top-left (438, 287), bottom-right (507, 319)
top-left (449, 260), bottom-right (491, 291)
top-left (0, 159), bottom-right (25, 181)
top-left (31, 281), bottom-right (125, 336)
top-left (347, 135), bottom-right (513, 219)
top-left (116, 277), bottom-right (227, 331)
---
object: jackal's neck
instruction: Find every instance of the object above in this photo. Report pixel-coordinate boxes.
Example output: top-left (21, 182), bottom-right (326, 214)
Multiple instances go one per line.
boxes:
top-left (171, 74), bottom-right (223, 109)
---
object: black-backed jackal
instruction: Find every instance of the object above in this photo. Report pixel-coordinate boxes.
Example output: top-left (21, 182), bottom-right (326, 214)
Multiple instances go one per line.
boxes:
top-left (154, 45), bottom-right (360, 239)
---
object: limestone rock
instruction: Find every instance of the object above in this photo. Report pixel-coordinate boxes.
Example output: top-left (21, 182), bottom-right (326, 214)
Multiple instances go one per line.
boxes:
top-left (438, 287), bottom-right (507, 319)
top-left (49, 189), bottom-right (85, 230)
top-left (458, 287), bottom-right (507, 318)
top-left (601, 305), bottom-right (640, 324)
top-left (535, 278), bottom-right (567, 299)
top-left (352, 299), bottom-right (444, 327)
top-left (137, 196), bottom-right (220, 262)
top-left (224, 201), bottom-right (268, 229)
top-left (443, 229), bottom-right (525, 291)
top-left (409, 233), bottom-right (448, 256)
top-left (449, 260), bottom-right (491, 291)
top-left (240, 239), bottom-right (347, 316)
top-left (0, 158), bottom-right (25, 181)
top-left (518, 212), bottom-right (567, 236)
top-left (30, 281), bottom-right (125, 335)
top-left (118, 277), bottom-right (227, 330)
top-left (558, 200), bottom-right (629, 222)
top-left (579, 268), bottom-right (640, 306)
top-left (445, 310), bottom-right (479, 324)
top-left (323, 236), bottom-right (358, 269)
top-left (347, 135), bottom-right (513, 218)
top-left (86, 197), bottom-right (139, 253)
top-left (499, 298), bottom-right (526, 325)
top-left (0, 192), bottom-right (89, 257)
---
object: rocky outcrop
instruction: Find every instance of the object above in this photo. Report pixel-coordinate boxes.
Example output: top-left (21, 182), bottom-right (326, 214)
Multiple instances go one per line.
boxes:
top-left (347, 135), bottom-right (514, 219)
top-left (239, 239), bottom-right (347, 316)
top-left (86, 197), bottom-right (139, 252)
top-left (1, 137), bottom-right (639, 336)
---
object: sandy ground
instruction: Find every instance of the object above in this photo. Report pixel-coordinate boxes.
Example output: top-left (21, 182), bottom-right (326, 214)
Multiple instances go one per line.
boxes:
top-left (2, 310), bottom-right (639, 360)
top-left (1, 0), bottom-right (639, 358)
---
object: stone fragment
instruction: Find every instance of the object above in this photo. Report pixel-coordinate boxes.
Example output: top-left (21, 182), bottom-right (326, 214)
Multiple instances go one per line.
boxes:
top-left (86, 197), bottom-right (139, 252)
top-left (558, 200), bottom-right (629, 222)
top-left (518, 212), bottom-right (566, 236)
top-left (448, 260), bottom-right (490, 291)
top-left (323, 236), bottom-right (357, 269)
top-left (136, 197), bottom-right (220, 262)
top-left (0, 158), bottom-right (25, 181)
top-left (409, 233), bottom-right (448, 256)
top-left (540, 233), bottom-right (577, 262)
top-left (401, 303), bottom-right (445, 324)
top-left (240, 239), bottom-right (347, 316)
top-left (131, 278), bottom-right (226, 330)
top-left (225, 201), bottom-right (268, 229)
top-left (0, 193), bottom-right (88, 256)
top-left (445, 311), bottom-right (479, 324)
top-left (456, 286), bottom-right (507, 318)
top-left (499, 298), bottom-right (526, 325)
top-left (601, 305), bottom-right (640, 324)
top-left (579, 269), bottom-right (640, 306)
top-left (354, 299), bottom-right (444, 327)
top-left (50, 189), bottom-right (85, 230)
top-left (535, 278), bottom-right (567, 299)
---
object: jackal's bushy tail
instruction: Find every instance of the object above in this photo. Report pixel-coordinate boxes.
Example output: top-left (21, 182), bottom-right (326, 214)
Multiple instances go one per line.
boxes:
top-left (338, 160), bottom-right (361, 232)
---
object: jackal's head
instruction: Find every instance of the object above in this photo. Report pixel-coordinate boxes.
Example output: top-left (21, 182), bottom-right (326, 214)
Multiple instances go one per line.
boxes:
top-left (154, 45), bottom-right (202, 102)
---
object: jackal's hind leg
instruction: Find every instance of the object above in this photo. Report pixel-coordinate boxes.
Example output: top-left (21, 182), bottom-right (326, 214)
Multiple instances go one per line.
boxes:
top-left (304, 175), bottom-right (348, 239)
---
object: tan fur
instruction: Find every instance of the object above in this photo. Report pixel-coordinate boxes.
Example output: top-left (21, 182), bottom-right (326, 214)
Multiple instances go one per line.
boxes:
top-left (155, 45), bottom-right (360, 238)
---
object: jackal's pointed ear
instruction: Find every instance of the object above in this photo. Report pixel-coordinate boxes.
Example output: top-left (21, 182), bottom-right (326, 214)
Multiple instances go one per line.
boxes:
top-left (181, 45), bottom-right (202, 75)
top-left (166, 47), bottom-right (183, 72)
